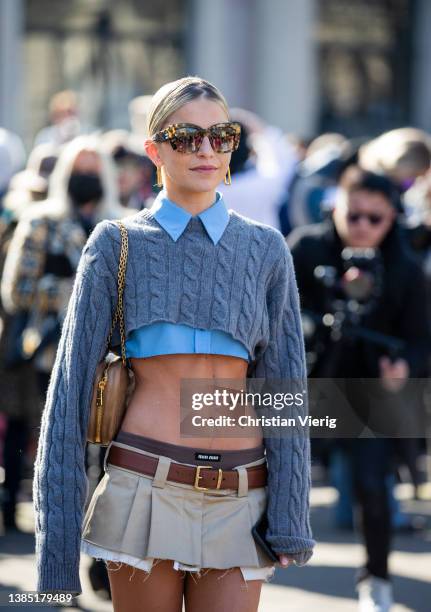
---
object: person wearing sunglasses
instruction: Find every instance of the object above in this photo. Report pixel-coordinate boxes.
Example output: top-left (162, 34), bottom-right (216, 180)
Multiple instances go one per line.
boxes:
top-left (333, 168), bottom-right (398, 250)
top-left (32, 76), bottom-right (315, 611)
top-left (288, 165), bottom-right (430, 612)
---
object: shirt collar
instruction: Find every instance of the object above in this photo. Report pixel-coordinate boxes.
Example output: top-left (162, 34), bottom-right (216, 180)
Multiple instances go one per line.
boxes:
top-left (149, 190), bottom-right (229, 245)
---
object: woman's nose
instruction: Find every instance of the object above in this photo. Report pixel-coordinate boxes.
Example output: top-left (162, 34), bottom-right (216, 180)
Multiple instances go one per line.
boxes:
top-left (198, 135), bottom-right (214, 155)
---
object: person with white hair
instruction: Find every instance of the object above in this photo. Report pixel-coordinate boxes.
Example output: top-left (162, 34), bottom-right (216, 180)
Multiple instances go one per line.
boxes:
top-left (359, 127), bottom-right (431, 192)
top-left (217, 108), bottom-right (298, 229)
top-left (0, 134), bottom-right (133, 535)
top-left (1, 142), bottom-right (59, 221)
top-left (128, 94), bottom-right (154, 138)
top-left (1, 134), bottom-right (132, 391)
top-left (33, 90), bottom-right (91, 149)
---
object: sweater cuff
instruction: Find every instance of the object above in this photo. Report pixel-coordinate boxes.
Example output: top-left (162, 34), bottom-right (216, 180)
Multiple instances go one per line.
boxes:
top-left (37, 562), bottom-right (82, 597)
top-left (266, 535), bottom-right (316, 566)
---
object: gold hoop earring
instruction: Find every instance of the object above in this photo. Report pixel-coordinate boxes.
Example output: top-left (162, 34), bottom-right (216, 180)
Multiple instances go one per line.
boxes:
top-left (156, 166), bottom-right (163, 188)
top-left (224, 166), bottom-right (232, 186)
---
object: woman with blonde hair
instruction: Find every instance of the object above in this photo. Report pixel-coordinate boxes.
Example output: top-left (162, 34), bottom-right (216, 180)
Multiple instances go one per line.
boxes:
top-left (1, 134), bottom-right (130, 387)
top-left (33, 77), bottom-right (315, 611)
top-left (0, 134), bottom-right (131, 534)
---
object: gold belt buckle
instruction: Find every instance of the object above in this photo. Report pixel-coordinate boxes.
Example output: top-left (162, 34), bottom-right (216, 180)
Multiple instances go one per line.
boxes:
top-left (194, 466), bottom-right (223, 491)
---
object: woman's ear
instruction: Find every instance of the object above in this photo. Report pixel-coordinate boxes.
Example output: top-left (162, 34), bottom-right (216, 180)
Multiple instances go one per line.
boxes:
top-left (144, 139), bottom-right (162, 168)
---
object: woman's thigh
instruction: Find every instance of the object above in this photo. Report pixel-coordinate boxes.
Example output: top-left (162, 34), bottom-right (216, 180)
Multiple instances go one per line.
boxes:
top-left (107, 559), bottom-right (184, 612)
top-left (184, 567), bottom-right (263, 612)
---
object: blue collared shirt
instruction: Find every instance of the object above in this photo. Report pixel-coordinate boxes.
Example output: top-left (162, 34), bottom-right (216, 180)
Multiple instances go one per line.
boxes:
top-left (148, 189), bottom-right (230, 244)
top-left (125, 191), bottom-right (250, 361)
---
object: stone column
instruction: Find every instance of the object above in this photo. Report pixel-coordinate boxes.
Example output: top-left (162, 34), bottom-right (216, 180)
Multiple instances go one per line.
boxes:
top-left (252, 0), bottom-right (318, 136)
top-left (186, 0), bottom-right (255, 108)
top-left (411, 0), bottom-right (431, 132)
top-left (0, 0), bottom-right (24, 134)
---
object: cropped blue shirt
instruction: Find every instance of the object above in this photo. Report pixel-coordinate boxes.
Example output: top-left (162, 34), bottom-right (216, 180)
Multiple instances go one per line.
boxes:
top-left (125, 190), bottom-right (250, 362)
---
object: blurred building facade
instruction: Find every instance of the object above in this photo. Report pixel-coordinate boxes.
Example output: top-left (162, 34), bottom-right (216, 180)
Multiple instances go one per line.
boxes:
top-left (0, 0), bottom-right (430, 148)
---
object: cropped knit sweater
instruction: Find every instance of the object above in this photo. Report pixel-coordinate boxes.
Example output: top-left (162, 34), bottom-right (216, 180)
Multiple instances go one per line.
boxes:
top-left (33, 193), bottom-right (316, 595)
top-left (125, 192), bottom-right (250, 361)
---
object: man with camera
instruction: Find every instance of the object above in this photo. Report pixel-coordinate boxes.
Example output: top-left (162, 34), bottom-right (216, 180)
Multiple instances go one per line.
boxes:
top-left (287, 165), bottom-right (430, 612)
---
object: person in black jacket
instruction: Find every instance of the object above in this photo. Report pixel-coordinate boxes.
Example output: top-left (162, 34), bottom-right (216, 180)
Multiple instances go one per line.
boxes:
top-left (287, 165), bottom-right (430, 612)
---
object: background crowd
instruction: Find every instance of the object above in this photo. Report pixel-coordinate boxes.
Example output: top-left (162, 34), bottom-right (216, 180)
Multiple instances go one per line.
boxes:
top-left (0, 2), bottom-right (430, 610)
top-left (0, 86), bottom-right (430, 609)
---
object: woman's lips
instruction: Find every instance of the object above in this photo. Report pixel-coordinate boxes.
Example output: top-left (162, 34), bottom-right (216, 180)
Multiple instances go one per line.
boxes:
top-left (191, 166), bottom-right (218, 173)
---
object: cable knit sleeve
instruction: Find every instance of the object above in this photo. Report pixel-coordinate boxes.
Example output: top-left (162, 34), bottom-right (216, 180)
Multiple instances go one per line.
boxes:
top-left (32, 220), bottom-right (117, 595)
top-left (251, 233), bottom-right (315, 565)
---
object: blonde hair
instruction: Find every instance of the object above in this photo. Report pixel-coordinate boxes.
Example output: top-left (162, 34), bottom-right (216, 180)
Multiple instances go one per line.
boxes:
top-left (147, 76), bottom-right (229, 136)
top-left (359, 128), bottom-right (431, 177)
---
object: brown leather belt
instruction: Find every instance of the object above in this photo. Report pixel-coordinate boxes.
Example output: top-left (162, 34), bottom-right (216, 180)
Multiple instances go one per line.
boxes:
top-left (107, 445), bottom-right (268, 491)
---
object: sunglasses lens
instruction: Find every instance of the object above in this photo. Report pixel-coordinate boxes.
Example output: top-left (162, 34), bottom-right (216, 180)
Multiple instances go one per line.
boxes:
top-left (210, 125), bottom-right (241, 153)
top-left (369, 215), bottom-right (383, 225)
top-left (347, 213), bottom-right (384, 225)
top-left (171, 127), bottom-right (203, 153)
top-left (164, 123), bottom-right (241, 153)
top-left (347, 213), bottom-right (360, 224)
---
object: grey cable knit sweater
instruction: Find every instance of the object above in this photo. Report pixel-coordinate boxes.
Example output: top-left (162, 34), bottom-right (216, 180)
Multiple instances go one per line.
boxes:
top-left (33, 206), bottom-right (315, 595)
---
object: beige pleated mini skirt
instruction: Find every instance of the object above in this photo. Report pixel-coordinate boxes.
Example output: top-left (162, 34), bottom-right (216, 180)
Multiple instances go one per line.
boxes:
top-left (81, 433), bottom-right (276, 583)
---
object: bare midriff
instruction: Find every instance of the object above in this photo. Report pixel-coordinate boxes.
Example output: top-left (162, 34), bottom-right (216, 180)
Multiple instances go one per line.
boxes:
top-left (120, 353), bottom-right (263, 450)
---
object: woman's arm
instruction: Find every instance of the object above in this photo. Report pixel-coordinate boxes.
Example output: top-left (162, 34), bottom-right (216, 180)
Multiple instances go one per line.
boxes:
top-left (32, 220), bottom-right (117, 595)
top-left (250, 232), bottom-right (315, 565)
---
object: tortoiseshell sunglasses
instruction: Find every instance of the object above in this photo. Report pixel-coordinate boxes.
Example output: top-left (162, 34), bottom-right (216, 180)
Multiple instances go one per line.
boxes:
top-left (152, 122), bottom-right (241, 154)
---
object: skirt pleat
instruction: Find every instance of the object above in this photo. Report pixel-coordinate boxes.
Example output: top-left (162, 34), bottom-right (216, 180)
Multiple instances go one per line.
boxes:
top-left (120, 473), bottom-right (152, 557)
top-left (147, 479), bottom-right (203, 565)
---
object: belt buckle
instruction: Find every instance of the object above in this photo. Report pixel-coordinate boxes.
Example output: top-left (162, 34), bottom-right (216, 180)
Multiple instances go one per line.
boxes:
top-left (194, 466), bottom-right (223, 491)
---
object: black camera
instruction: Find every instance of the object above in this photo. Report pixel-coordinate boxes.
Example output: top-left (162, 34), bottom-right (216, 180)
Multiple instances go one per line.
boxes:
top-left (301, 247), bottom-right (404, 375)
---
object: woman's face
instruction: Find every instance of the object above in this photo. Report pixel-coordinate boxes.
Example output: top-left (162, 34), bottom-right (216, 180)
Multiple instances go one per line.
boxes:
top-left (145, 97), bottom-right (231, 197)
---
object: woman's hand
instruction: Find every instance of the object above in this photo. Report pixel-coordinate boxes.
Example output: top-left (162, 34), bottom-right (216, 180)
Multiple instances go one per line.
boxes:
top-left (277, 554), bottom-right (295, 567)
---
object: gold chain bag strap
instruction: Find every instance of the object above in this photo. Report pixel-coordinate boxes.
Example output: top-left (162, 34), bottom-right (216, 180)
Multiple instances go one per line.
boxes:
top-left (87, 220), bottom-right (133, 446)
